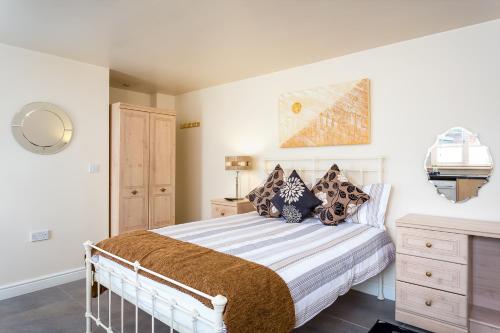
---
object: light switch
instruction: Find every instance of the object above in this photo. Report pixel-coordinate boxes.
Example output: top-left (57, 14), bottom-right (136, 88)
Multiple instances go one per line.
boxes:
top-left (88, 163), bottom-right (100, 174)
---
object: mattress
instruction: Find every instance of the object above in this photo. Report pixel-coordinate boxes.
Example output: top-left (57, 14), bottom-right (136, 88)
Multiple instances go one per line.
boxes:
top-left (94, 212), bottom-right (395, 332)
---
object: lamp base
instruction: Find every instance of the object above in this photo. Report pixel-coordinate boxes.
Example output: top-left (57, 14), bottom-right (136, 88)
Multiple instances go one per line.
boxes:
top-left (224, 197), bottom-right (244, 201)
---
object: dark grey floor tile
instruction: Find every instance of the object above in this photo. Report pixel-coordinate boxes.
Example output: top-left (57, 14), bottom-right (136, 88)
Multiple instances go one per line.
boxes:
top-left (322, 290), bottom-right (395, 329)
top-left (0, 299), bottom-right (84, 333)
top-left (294, 312), bottom-right (368, 333)
top-left (0, 286), bottom-right (69, 318)
top-left (90, 290), bottom-right (126, 315)
top-left (0, 279), bottom-right (395, 333)
top-left (87, 292), bottom-right (174, 332)
top-left (90, 307), bottom-right (176, 333)
top-left (57, 278), bottom-right (86, 306)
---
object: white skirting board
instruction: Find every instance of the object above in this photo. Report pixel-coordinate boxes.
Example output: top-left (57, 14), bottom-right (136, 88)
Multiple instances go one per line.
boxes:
top-left (0, 267), bottom-right (85, 301)
top-left (353, 277), bottom-right (395, 301)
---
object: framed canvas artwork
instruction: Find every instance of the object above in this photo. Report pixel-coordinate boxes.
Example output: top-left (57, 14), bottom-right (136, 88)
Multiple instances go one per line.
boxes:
top-left (279, 78), bottom-right (370, 148)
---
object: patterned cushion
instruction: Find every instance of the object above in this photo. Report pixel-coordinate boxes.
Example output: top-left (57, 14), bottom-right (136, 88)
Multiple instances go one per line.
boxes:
top-left (246, 164), bottom-right (284, 217)
top-left (312, 164), bottom-right (370, 225)
top-left (271, 170), bottom-right (322, 223)
top-left (345, 184), bottom-right (391, 229)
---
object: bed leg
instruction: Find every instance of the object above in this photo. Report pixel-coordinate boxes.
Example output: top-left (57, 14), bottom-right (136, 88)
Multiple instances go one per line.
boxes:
top-left (377, 274), bottom-right (385, 301)
top-left (84, 241), bottom-right (93, 333)
top-left (211, 295), bottom-right (227, 333)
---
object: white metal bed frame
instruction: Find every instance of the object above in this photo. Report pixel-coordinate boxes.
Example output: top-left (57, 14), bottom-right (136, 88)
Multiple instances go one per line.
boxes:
top-left (83, 157), bottom-right (386, 333)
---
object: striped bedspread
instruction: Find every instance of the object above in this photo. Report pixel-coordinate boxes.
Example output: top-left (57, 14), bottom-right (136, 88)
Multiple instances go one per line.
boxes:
top-left (155, 212), bottom-right (395, 327)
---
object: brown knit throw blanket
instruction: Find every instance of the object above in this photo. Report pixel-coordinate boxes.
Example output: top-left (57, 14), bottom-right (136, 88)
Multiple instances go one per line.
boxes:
top-left (92, 230), bottom-right (295, 333)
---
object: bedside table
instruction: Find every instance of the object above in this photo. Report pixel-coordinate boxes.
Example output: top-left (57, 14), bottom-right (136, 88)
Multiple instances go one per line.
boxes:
top-left (211, 198), bottom-right (254, 218)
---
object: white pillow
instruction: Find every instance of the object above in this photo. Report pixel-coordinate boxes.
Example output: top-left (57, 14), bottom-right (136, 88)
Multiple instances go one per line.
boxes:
top-left (345, 183), bottom-right (391, 229)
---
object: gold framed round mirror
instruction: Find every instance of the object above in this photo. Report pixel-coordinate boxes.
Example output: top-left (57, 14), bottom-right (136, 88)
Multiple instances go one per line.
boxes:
top-left (11, 102), bottom-right (73, 155)
top-left (425, 127), bottom-right (493, 203)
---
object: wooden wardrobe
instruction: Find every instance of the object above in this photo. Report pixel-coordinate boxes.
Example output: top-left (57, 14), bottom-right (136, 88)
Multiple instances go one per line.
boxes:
top-left (110, 103), bottom-right (176, 236)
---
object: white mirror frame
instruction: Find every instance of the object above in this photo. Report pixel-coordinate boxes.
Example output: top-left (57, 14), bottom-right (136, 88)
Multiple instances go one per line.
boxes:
top-left (11, 102), bottom-right (73, 155)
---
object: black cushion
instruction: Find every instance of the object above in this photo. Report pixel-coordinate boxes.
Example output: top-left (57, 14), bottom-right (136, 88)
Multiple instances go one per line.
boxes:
top-left (271, 170), bottom-right (322, 223)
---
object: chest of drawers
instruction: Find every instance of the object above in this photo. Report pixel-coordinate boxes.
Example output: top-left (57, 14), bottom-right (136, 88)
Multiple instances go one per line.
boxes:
top-left (396, 214), bottom-right (500, 333)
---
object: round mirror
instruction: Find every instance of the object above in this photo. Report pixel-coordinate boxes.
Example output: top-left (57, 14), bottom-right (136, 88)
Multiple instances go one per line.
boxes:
top-left (425, 127), bottom-right (493, 203)
top-left (11, 102), bottom-right (73, 154)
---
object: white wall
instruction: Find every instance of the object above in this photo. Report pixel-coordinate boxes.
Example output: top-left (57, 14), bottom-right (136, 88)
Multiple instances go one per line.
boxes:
top-left (152, 93), bottom-right (176, 109)
top-left (175, 19), bottom-right (500, 299)
top-left (0, 43), bottom-right (109, 294)
top-left (109, 87), bottom-right (175, 109)
top-left (109, 86), bottom-right (153, 106)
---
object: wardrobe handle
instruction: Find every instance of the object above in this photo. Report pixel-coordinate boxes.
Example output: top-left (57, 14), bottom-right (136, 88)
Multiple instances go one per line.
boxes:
top-left (131, 190), bottom-right (138, 195)
top-left (160, 188), bottom-right (166, 192)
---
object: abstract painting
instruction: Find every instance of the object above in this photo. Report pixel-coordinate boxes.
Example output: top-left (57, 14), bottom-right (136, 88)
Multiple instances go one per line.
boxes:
top-left (279, 78), bottom-right (370, 148)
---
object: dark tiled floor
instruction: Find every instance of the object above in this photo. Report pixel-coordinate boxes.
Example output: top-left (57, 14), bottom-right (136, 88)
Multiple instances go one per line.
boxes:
top-left (0, 279), bottom-right (404, 332)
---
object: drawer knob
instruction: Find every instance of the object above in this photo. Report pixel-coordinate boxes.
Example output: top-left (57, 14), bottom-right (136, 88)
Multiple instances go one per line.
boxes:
top-left (160, 188), bottom-right (166, 192)
top-left (425, 300), bottom-right (432, 307)
top-left (425, 242), bottom-right (432, 248)
top-left (221, 212), bottom-right (225, 216)
top-left (131, 190), bottom-right (138, 195)
top-left (425, 271), bottom-right (432, 277)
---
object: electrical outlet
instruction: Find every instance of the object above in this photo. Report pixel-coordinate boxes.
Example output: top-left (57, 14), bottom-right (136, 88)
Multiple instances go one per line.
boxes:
top-left (30, 230), bottom-right (50, 242)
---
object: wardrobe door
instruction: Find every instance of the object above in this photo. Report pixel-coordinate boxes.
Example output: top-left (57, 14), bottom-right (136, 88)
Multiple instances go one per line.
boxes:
top-left (119, 109), bottom-right (150, 233)
top-left (149, 113), bottom-right (175, 228)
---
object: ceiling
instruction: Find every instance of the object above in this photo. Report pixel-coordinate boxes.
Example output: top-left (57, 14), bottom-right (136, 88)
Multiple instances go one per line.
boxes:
top-left (2, 1), bottom-right (500, 95)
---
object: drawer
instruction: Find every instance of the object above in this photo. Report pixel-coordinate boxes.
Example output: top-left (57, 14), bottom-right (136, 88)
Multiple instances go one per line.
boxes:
top-left (397, 227), bottom-right (468, 264)
top-left (397, 254), bottom-right (467, 295)
top-left (236, 201), bottom-right (255, 214)
top-left (396, 281), bottom-right (468, 327)
top-left (211, 205), bottom-right (237, 218)
top-left (396, 310), bottom-right (467, 333)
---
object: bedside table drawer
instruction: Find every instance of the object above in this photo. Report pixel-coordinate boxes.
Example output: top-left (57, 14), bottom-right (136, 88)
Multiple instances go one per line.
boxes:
top-left (397, 254), bottom-right (467, 295)
top-left (211, 198), bottom-right (254, 218)
top-left (396, 281), bottom-right (467, 327)
top-left (396, 227), bottom-right (468, 264)
top-left (212, 205), bottom-right (237, 218)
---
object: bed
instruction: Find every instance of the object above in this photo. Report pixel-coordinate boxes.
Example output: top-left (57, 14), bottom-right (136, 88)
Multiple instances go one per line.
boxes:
top-left (84, 157), bottom-right (395, 333)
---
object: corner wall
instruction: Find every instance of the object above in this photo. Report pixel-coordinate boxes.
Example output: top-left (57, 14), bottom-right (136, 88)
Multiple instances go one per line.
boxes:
top-left (109, 87), bottom-right (175, 109)
top-left (110, 86), bottom-right (153, 106)
top-left (175, 19), bottom-right (500, 299)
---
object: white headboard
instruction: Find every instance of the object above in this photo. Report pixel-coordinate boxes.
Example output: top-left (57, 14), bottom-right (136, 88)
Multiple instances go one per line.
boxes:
top-left (263, 157), bottom-right (384, 186)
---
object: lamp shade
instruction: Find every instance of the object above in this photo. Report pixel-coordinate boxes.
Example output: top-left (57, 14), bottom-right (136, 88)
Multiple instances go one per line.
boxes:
top-left (225, 156), bottom-right (252, 171)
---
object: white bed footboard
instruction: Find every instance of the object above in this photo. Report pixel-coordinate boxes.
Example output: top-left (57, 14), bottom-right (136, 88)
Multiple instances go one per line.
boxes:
top-left (83, 241), bottom-right (227, 333)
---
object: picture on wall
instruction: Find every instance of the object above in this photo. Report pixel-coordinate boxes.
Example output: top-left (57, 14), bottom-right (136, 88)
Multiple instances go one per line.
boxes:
top-left (279, 78), bottom-right (370, 148)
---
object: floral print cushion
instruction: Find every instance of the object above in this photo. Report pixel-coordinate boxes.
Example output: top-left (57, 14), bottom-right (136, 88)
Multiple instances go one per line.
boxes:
top-left (246, 164), bottom-right (285, 217)
top-left (312, 164), bottom-right (370, 225)
top-left (271, 170), bottom-right (322, 223)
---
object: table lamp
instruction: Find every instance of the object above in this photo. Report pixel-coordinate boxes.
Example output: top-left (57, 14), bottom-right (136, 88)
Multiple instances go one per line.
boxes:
top-left (225, 156), bottom-right (252, 201)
